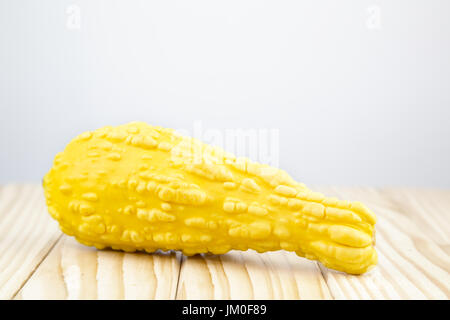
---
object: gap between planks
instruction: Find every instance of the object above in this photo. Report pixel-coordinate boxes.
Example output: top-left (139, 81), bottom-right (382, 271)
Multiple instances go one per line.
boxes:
top-left (11, 233), bottom-right (63, 299)
top-left (15, 235), bottom-right (181, 299)
top-left (0, 184), bottom-right (62, 300)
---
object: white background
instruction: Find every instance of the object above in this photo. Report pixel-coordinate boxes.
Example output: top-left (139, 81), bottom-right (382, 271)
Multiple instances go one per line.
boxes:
top-left (1, 0), bottom-right (449, 187)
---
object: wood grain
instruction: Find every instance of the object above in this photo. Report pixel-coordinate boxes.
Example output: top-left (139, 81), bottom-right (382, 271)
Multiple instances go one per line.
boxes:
top-left (315, 186), bottom-right (449, 300)
top-left (0, 184), bottom-right (61, 299)
top-left (176, 250), bottom-right (331, 299)
top-left (16, 236), bottom-right (181, 299)
top-left (382, 188), bottom-right (450, 246)
top-left (1, 184), bottom-right (449, 299)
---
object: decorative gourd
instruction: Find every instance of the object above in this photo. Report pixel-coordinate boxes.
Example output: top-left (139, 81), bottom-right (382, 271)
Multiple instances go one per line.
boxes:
top-left (43, 122), bottom-right (377, 274)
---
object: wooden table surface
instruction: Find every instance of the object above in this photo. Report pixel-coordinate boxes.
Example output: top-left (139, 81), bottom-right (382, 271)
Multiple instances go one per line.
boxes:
top-left (0, 184), bottom-right (448, 300)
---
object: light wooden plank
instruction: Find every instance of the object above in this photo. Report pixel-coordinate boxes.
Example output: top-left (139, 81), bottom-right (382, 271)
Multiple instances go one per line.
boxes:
top-left (381, 188), bottom-right (450, 246)
top-left (0, 184), bottom-right (61, 299)
top-left (176, 250), bottom-right (331, 300)
top-left (315, 187), bottom-right (450, 300)
top-left (8, 184), bottom-right (450, 300)
top-left (16, 236), bottom-right (181, 299)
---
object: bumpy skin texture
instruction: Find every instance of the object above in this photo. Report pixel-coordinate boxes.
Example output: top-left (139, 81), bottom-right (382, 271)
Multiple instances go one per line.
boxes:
top-left (44, 122), bottom-right (378, 274)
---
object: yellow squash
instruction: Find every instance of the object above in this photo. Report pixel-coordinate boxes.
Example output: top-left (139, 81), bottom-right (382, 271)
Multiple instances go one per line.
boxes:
top-left (43, 122), bottom-right (377, 274)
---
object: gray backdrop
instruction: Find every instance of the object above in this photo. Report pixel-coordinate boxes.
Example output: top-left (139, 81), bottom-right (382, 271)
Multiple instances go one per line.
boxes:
top-left (1, 0), bottom-right (449, 187)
